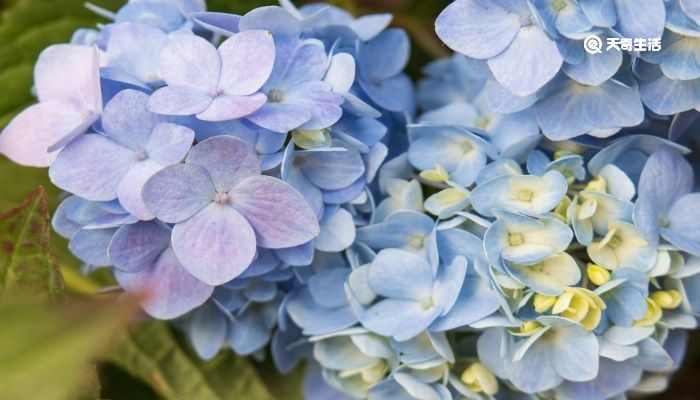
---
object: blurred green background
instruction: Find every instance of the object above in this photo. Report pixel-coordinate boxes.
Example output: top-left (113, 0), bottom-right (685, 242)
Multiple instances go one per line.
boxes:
top-left (0, 0), bottom-right (697, 399)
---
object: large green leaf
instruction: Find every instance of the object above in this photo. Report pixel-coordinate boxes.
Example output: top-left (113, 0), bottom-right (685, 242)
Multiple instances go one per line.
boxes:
top-left (0, 299), bottom-right (138, 400)
top-left (102, 321), bottom-right (283, 400)
top-left (0, 186), bottom-right (64, 301)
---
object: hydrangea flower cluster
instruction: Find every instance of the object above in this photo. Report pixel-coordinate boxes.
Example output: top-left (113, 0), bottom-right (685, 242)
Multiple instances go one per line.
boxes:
top-left (2, 0), bottom-right (700, 399)
top-left (0, 0), bottom-right (408, 353)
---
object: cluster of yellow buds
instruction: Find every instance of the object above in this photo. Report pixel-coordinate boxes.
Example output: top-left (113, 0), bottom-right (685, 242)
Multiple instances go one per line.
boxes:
top-left (533, 287), bottom-right (606, 331)
top-left (635, 290), bottom-right (682, 326)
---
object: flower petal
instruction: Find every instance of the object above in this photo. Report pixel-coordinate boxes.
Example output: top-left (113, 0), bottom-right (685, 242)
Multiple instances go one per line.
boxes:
top-left (115, 247), bottom-right (214, 319)
top-left (142, 163), bottom-right (215, 223)
top-left (185, 136), bottom-right (261, 191)
top-left (218, 30), bottom-right (276, 95)
top-left (231, 175), bottom-right (320, 248)
top-left (159, 34), bottom-right (220, 89)
top-left (49, 134), bottom-right (134, 201)
top-left (172, 203), bottom-right (257, 285)
top-left (435, 0), bottom-right (521, 59)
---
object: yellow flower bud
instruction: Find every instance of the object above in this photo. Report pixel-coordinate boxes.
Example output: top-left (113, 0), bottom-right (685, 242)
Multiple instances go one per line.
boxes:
top-left (585, 175), bottom-right (607, 193)
top-left (553, 195), bottom-right (571, 223)
top-left (553, 150), bottom-right (574, 159)
top-left (587, 263), bottom-right (611, 286)
top-left (534, 293), bottom-right (557, 313)
top-left (551, 288), bottom-right (606, 331)
top-left (461, 362), bottom-right (499, 395)
top-left (635, 298), bottom-right (663, 326)
top-left (292, 128), bottom-right (331, 149)
top-left (515, 320), bottom-right (542, 336)
top-left (650, 290), bottom-right (682, 309)
top-left (420, 164), bottom-right (450, 183)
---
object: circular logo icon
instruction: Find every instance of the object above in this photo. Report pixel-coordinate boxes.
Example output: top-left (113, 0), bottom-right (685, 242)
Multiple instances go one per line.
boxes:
top-left (584, 35), bottom-right (603, 54)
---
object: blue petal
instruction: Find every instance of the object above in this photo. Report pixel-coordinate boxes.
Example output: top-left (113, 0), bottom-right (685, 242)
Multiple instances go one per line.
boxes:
top-left (188, 302), bottom-right (228, 360)
top-left (487, 26), bottom-right (563, 97)
top-left (435, 0), bottom-right (521, 59)
top-left (614, 0), bottom-right (665, 39)
top-left (368, 249), bottom-right (434, 300)
top-left (239, 6), bottom-right (300, 36)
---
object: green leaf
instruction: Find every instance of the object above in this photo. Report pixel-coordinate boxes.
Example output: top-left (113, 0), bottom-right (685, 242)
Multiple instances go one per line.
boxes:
top-left (102, 321), bottom-right (279, 400)
top-left (0, 299), bottom-right (138, 400)
top-left (0, 186), bottom-right (64, 301)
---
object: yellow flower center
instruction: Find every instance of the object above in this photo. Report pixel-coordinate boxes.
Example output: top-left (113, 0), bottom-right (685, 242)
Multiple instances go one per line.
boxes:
top-left (409, 235), bottom-right (425, 249)
top-left (474, 116), bottom-right (490, 129)
top-left (516, 189), bottom-right (533, 202)
top-left (585, 176), bottom-right (607, 193)
top-left (607, 235), bottom-right (622, 249)
top-left (508, 233), bottom-right (524, 246)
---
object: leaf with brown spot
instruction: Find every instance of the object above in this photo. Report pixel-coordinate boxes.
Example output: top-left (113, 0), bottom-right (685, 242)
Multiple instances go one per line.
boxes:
top-left (0, 186), bottom-right (64, 302)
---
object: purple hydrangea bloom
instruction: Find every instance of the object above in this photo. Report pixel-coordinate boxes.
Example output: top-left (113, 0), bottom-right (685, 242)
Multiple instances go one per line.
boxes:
top-left (142, 135), bottom-right (319, 285)
top-left (246, 37), bottom-right (344, 133)
top-left (148, 30), bottom-right (275, 121)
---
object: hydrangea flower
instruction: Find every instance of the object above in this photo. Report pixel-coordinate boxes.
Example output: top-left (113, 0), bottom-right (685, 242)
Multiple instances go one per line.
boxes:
top-left (142, 136), bottom-right (319, 284)
top-left (4, 0), bottom-right (700, 398)
top-left (436, 0), bottom-right (564, 97)
top-left (148, 30), bottom-right (275, 121)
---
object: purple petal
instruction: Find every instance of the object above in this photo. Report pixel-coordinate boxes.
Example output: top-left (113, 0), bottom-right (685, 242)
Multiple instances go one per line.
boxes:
top-left (280, 40), bottom-right (328, 87)
top-left (288, 82), bottom-right (344, 130)
top-left (118, 160), bottom-right (162, 220)
top-left (247, 102), bottom-right (312, 133)
top-left (35, 44), bottom-right (101, 111)
top-left (197, 93), bottom-right (268, 121)
top-left (172, 203), bottom-right (257, 285)
top-left (145, 123), bottom-right (195, 165)
top-left (148, 85), bottom-right (213, 116)
top-left (108, 221), bottom-right (170, 272)
top-left (218, 30), bottom-right (276, 95)
top-left (49, 134), bottom-right (134, 201)
top-left (159, 34), bottom-right (220, 89)
top-left (0, 103), bottom-right (86, 167)
top-left (142, 163), bottom-right (215, 223)
top-left (116, 247), bottom-right (213, 319)
top-left (231, 175), bottom-right (320, 248)
top-left (102, 89), bottom-right (163, 149)
top-left (185, 136), bottom-right (261, 191)
top-left (104, 23), bottom-right (167, 85)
